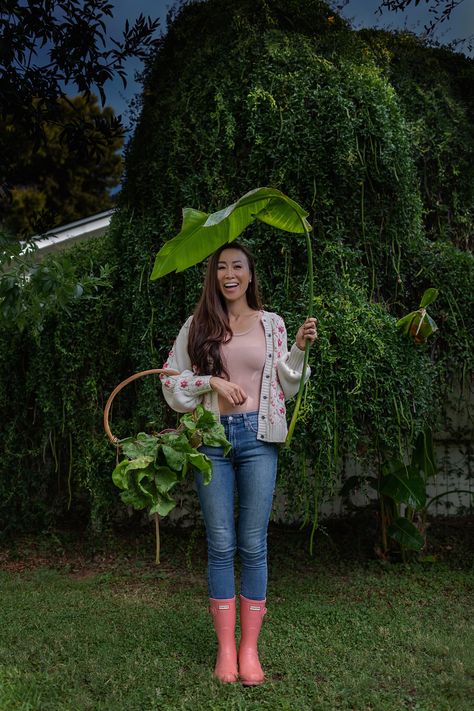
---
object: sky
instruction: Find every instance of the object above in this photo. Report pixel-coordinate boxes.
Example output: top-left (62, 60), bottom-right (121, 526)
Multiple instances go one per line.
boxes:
top-left (104, 0), bottom-right (474, 132)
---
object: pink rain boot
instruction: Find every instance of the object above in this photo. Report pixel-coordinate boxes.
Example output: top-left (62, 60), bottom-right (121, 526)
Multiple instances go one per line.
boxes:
top-left (238, 595), bottom-right (267, 686)
top-left (208, 597), bottom-right (238, 683)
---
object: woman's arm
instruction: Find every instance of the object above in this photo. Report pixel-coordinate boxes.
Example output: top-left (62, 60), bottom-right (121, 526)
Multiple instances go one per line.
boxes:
top-left (275, 315), bottom-right (316, 400)
top-left (160, 317), bottom-right (213, 413)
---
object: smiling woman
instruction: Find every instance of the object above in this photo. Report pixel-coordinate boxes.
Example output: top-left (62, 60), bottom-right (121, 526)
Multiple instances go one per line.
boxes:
top-left (159, 240), bottom-right (316, 685)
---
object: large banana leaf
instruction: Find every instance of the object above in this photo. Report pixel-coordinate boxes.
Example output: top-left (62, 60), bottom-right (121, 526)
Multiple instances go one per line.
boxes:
top-left (150, 187), bottom-right (311, 280)
top-left (387, 517), bottom-right (425, 551)
top-left (380, 464), bottom-right (427, 509)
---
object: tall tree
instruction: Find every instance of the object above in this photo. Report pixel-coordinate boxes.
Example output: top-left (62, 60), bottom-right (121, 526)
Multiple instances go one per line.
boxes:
top-left (1, 94), bottom-right (123, 236)
top-left (0, 0), bottom-right (160, 215)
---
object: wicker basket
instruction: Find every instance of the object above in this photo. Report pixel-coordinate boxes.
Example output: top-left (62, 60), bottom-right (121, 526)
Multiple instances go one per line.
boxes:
top-left (103, 368), bottom-right (179, 445)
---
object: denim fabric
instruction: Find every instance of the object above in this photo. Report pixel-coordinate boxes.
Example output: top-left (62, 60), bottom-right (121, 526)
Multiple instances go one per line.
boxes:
top-left (194, 411), bottom-right (278, 600)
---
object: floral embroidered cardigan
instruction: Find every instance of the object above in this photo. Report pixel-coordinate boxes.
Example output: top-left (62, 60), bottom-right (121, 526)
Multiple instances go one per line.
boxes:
top-left (160, 311), bottom-right (310, 443)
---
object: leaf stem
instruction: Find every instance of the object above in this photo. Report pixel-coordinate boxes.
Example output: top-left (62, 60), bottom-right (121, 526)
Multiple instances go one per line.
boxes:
top-left (285, 226), bottom-right (314, 447)
top-left (154, 512), bottom-right (160, 565)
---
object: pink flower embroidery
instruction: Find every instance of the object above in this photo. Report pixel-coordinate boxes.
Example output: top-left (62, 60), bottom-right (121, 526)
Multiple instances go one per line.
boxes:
top-left (278, 325), bottom-right (285, 334)
top-left (277, 338), bottom-right (282, 347)
top-left (164, 379), bottom-right (172, 389)
top-left (163, 362), bottom-right (169, 369)
top-left (277, 351), bottom-right (281, 358)
top-left (279, 391), bottom-right (285, 401)
top-left (279, 407), bottom-right (285, 414)
top-left (195, 379), bottom-right (203, 386)
top-left (180, 379), bottom-right (189, 388)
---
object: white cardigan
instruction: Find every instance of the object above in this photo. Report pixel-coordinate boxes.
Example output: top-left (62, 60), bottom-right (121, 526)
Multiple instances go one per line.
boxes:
top-left (160, 310), bottom-right (310, 443)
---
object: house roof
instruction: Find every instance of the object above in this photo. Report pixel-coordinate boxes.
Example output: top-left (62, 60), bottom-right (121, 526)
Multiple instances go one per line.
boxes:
top-left (32, 209), bottom-right (114, 255)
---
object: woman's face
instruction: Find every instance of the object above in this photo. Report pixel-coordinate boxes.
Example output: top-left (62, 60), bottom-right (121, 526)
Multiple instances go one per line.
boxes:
top-left (216, 248), bottom-right (252, 305)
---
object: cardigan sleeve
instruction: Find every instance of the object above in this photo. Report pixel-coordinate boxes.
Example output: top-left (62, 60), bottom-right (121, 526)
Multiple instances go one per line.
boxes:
top-left (160, 316), bottom-right (213, 413)
top-left (275, 315), bottom-right (311, 400)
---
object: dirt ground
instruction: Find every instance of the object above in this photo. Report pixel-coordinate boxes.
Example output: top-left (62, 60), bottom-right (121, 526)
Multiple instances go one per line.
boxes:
top-left (1, 513), bottom-right (472, 576)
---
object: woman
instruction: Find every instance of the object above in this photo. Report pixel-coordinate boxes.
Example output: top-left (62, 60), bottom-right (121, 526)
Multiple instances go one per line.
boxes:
top-left (161, 242), bottom-right (317, 685)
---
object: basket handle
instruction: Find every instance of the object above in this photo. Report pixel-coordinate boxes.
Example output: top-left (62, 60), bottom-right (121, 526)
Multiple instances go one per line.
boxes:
top-left (103, 368), bottom-right (180, 445)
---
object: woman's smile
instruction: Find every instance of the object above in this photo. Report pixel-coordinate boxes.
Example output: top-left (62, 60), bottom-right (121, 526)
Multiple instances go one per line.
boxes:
top-left (217, 248), bottom-right (251, 302)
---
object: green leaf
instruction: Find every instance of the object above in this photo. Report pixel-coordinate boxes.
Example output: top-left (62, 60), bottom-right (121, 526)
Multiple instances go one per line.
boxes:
top-left (161, 444), bottom-right (186, 471)
top-left (396, 309), bottom-right (438, 342)
top-left (136, 470), bottom-right (156, 503)
top-left (112, 459), bottom-right (131, 490)
top-left (112, 456), bottom-right (154, 491)
top-left (123, 455), bottom-right (155, 472)
top-left (120, 487), bottom-right (150, 511)
top-left (419, 288), bottom-right (439, 308)
top-left (202, 429), bottom-right (232, 455)
top-left (396, 311), bottom-right (418, 335)
top-left (193, 407), bottom-right (217, 430)
top-left (154, 466), bottom-right (179, 494)
top-left (158, 432), bottom-right (191, 450)
top-left (412, 430), bottom-right (436, 478)
top-left (179, 411), bottom-right (198, 432)
top-left (188, 407), bottom-right (231, 454)
top-left (387, 517), bottom-right (425, 551)
top-left (149, 492), bottom-right (177, 517)
top-left (188, 451), bottom-right (213, 484)
top-left (380, 465), bottom-right (426, 508)
top-left (415, 312), bottom-right (438, 340)
top-left (150, 187), bottom-right (311, 280)
top-left (121, 433), bottom-right (158, 459)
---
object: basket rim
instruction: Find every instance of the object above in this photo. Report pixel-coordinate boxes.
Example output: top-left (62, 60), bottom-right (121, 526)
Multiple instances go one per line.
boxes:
top-left (103, 368), bottom-right (180, 445)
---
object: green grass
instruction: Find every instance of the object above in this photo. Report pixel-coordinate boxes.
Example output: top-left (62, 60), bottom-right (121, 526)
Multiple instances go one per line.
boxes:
top-left (0, 521), bottom-right (473, 711)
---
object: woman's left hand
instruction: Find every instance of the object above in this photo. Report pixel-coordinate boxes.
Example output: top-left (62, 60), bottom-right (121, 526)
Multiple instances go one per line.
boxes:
top-left (296, 317), bottom-right (318, 351)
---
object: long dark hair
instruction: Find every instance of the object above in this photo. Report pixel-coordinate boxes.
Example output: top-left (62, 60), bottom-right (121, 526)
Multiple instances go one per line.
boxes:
top-left (188, 242), bottom-right (263, 377)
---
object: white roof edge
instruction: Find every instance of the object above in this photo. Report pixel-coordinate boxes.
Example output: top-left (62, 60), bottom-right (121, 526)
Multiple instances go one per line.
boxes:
top-left (28, 208), bottom-right (115, 254)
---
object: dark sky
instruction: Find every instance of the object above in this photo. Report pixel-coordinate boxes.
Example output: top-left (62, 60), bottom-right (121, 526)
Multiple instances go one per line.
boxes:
top-left (107, 0), bottom-right (474, 133)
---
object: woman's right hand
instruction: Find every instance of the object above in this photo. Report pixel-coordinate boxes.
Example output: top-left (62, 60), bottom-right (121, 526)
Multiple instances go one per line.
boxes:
top-left (210, 377), bottom-right (248, 406)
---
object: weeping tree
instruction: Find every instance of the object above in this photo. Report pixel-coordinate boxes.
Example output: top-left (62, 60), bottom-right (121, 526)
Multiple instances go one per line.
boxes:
top-left (1, 0), bottom-right (472, 548)
top-left (111, 0), bottom-right (473, 548)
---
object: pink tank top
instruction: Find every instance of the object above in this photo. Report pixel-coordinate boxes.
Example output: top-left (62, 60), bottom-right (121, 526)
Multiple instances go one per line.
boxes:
top-left (219, 315), bottom-right (266, 415)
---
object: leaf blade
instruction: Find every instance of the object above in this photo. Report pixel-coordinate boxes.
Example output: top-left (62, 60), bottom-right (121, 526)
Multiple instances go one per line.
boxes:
top-left (150, 187), bottom-right (312, 280)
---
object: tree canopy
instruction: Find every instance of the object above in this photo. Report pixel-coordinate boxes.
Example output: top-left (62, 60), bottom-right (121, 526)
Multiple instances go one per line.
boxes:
top-left (1, 95), bottom-right (123, 236)
top-left (0, 0), bottom-right (160, 217)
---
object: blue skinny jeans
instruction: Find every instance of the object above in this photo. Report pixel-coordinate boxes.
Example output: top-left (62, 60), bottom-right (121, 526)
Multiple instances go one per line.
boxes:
top-left (195, 411), bottom-right (278, 601)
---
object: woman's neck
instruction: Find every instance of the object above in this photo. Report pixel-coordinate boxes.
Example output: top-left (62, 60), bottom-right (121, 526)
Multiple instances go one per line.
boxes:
top-left (226, 301), bottom-right (257, 321)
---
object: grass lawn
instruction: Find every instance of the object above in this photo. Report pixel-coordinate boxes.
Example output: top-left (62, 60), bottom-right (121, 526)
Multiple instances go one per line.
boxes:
top-left (0, 518), bottom-right (473, 711)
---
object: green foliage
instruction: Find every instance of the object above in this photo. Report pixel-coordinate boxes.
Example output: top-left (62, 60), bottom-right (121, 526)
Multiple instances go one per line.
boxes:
top-left (0, 231), bottom-right (113, 334)
top-left (361, 29), bottom-right (474, 251)
top-left (0, 0), bottom-right (473, 538)
top-left (0, 236), bottom-right (128, 535)
top-left (112, 405), bottom-right (230, 563)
